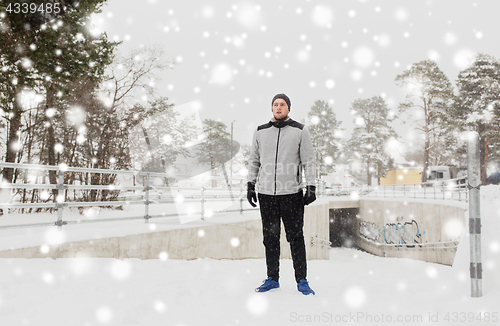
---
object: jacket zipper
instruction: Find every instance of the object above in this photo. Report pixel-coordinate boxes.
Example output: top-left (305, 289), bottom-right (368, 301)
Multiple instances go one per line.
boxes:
top-left (274, 128), bottom-right (281, 195)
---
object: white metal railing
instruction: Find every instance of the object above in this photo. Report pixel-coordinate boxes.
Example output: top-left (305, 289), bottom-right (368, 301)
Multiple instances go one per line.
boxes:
top-left (0, 162), bottom-right (327, 231)
top-left (1, 162), bottom-right (469, 232)
top-left (0, 162), bottom-right (255, 230)
top-left (324, 177), bottom-right (469, 202)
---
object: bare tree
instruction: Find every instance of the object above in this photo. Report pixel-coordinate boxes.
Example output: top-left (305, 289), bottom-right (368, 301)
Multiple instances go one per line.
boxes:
top-left (85, 46), bottom-right (175, 200)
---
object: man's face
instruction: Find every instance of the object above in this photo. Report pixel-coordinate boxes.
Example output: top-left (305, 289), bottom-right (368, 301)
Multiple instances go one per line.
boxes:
top-left (272, 98), bottom-right (289, 121)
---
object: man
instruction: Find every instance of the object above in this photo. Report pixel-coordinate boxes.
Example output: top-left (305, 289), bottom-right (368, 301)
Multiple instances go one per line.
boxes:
top-left (247, 93), bottom-right (317, 296)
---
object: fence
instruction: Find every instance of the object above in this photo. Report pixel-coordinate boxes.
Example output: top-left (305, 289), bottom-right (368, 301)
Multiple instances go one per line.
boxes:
top-left (325, 178), bottom-right (469, 202)
top-left (0, 162), bottom-right (468, 231)
top-left (0, 162), bottom-right (255, 230)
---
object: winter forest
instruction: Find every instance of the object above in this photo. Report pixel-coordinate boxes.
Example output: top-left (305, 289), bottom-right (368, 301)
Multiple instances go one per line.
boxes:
top-left (1, 0), bottom-right (499, 207)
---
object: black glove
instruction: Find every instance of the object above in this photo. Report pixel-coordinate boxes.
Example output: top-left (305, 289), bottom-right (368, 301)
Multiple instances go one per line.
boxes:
top-left (303, 185), bottom-right (316, 206)
top-left (247, 182), bottom-right (257, 207)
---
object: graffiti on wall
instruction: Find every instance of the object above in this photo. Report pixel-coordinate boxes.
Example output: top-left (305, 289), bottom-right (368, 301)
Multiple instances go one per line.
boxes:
top-left (359, 219), bottom-right (423, 248)
top-left (383, 220), bottom-right (422, 247)
top-left (359, 221), bottom-right (379, 242)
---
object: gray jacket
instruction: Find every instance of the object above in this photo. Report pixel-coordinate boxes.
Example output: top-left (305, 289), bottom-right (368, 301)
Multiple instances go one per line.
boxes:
top-left (247, 119), bottom-right (316, 196)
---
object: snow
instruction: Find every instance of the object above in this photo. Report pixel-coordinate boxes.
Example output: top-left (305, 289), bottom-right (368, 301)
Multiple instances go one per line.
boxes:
top-left (352, 46), bottom-right (375, 68)
top-left (311, 5), bottom-right (334, 28)
top-left (0, 186), bottom-right (500, 325)
top-left (0, 201), bottom-right (261, 252)
top-left (453, 48), bottom-right (476, 70)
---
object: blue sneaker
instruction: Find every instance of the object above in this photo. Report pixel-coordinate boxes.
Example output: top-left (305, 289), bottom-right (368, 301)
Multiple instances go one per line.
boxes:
top-left (297, 279), bottom-right (315, 295)
top-left (255, 277), bottom-right (279, 292)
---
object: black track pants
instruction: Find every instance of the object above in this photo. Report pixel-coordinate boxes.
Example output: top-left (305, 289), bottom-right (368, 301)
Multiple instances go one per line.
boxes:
top-left (258, 191), bottom-right (307, 283)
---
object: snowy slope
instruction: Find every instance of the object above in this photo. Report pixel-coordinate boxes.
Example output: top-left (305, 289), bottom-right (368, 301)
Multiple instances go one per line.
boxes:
top-left (0, 186), bottom-right (499, 326)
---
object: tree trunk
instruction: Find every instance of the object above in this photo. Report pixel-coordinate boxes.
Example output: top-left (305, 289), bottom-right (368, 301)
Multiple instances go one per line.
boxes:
top-left (366, 158), bottom-right (372, 186)
top-left (422, 135), bottom-right (430, 183)
top-left (211, 159), bottom-right (217, 188)
top-left (45, 89), bottom-right (58, 198)
top-left (3, 94), bottom-right (22, 183)
top-left (422, 103), bottom-right (430, 183)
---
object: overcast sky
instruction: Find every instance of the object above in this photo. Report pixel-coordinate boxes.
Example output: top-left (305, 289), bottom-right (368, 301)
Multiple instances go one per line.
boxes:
top-left (94, 0), bottom-right (500, 151)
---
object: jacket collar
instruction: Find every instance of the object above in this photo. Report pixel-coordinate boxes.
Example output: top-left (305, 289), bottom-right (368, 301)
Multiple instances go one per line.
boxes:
top-left (270, 117), bottom-right (292, 129)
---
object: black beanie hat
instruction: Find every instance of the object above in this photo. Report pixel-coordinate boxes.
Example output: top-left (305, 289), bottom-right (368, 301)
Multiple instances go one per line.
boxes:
top-left (271, 93), bottom-right (291, 111)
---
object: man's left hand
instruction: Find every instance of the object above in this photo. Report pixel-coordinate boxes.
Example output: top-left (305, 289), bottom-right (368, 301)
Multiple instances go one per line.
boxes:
top-left (303, 185), bottom-right (316, 206)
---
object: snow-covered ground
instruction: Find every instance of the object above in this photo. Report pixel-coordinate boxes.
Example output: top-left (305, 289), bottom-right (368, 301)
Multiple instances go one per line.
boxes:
top-left (0, 186), bottom-right (499, 326)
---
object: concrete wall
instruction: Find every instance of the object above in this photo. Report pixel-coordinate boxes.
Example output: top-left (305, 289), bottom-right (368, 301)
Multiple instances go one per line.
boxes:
top-left (0, 198), bottom-right (467, 265)
top-left (0, 202), bottom-right (330, 260)
top-left (356, 199), bottom-right (468, 266)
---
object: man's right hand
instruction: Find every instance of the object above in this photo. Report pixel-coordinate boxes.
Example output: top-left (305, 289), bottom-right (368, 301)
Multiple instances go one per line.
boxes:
top-left (247, 182), bottom-right (257, 207)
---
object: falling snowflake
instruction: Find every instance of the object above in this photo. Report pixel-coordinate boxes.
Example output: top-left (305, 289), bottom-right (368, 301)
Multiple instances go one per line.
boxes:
top-left (427, 49), bottom-right (441, 61)
top-left (54, 143), bottom-right (64, 153)
top-left (375, 34), bottom-right (391, 47)
top-left (96, 306), bottom-right (113, 324)
top-left (230, 237), bottom-right (240, 247)
top-left (108, 260), bottom-right (132, 281)
top-left (247, 294), bottom-right (268, 316)
top-left (39, 245), bottom-right (50, 254)
top-left (311, 5), bottom-right (334, 28)
top-left (41, 272), bottom-right (55, 284)
top-left (234, 3), bottom-right (264, 30)
top-left (443, 220), bottom-right (464, 239)
top-left (425, 266), bottom-right (439, 279)
top-left (153, 300), bottom-right (167, 313)
top-left (296, 49), bottom-right (310, 63)
top-left (351, 69), bottom-right (363, 81)
top-left (453, 48), bottom-right (475, 69)
top-left (394, 8), bottom-right (408, 21)
top-left (310, 116), bottom-right (320, 125)
top-left (444, 32), bottom-right (458, 45)
top-left (353, 46), bottom-right (376, 69)
top-left (344, 286), bottom-right (366, 308)
top-left (70, 258), bottom-right (93, 277)
top-left (201, 5), bottom-right (215, 19)
top-left (489, 242), bottom-right (499, 253)
top-left (46, 108), bottom-right (57, 118)
top-left (323, 156), bottom-right (333, 165)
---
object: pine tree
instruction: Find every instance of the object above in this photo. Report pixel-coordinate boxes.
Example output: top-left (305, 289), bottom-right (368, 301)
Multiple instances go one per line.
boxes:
top-left (306, 100), bottom-right (343, 177)
top-left (455, 53), bottom-right (500, 184)
top-left (347, 96), bottom-right (397, 185)
top-left (395, 60), bottom-right (454, 182)
top-left (198, 119), bottom-right (235, 187)
top-left (0, 0), bottom-right (116, 183)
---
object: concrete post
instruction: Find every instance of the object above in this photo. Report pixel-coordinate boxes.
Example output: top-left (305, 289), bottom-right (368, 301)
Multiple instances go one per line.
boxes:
top-left (56, 169), bottom-right (64, 231)
top-left (467, 131), bottom-right (482, 298)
